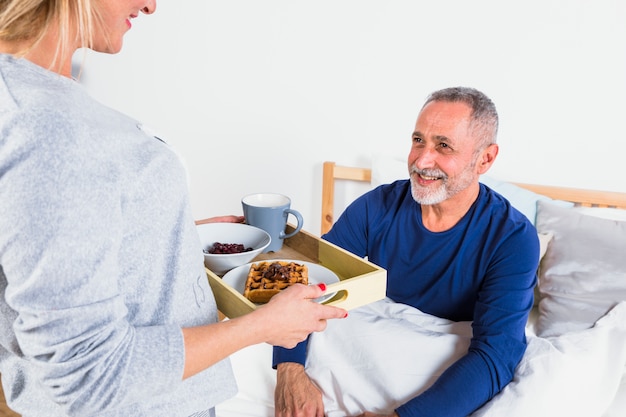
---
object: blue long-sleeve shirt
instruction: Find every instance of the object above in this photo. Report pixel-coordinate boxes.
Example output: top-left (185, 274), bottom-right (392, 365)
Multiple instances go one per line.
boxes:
top-left (274, 180), bottom-right (538, 417)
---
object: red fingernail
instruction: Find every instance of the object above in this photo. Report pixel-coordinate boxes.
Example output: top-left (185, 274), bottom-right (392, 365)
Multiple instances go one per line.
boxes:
top-left (317, 283), bottom-right (326, 291)
top-left (343, 312), bottom-right (348, 318)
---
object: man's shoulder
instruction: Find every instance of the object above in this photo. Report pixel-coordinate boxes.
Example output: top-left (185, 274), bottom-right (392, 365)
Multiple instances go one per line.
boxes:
top-left (476, 185), bottom-right (538, 251)
top-left (478, 183), bottom-right (533, 225)
top-left (368, 179), bottom-right (412, 200)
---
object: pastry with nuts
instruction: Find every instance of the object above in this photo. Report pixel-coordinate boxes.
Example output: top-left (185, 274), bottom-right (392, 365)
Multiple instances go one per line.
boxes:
top-left (243, 261), bottom-right (308, 303)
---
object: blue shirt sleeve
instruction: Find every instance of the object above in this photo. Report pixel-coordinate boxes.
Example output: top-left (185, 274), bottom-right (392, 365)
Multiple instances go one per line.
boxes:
top-left (272, 337), bottom-right (309, 368)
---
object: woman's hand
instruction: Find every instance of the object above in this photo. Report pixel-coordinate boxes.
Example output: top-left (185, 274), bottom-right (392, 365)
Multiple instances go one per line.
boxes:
top-left (195, 215), bottom-right (245, 225)
top-left (181, 283), bottom-right (345, 380)
top-left (256, 283), bottom-right (347, 348)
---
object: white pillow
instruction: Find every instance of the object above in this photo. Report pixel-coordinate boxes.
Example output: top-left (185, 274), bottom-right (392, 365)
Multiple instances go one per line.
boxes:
top-left (537, 232), bottom-right (552, 260)
top-left (532, 232), bottom-right (553, 307)
top-left (535, 200), bottom-right (626, 337)
top-left (573, 206), bottom-right (626, 222)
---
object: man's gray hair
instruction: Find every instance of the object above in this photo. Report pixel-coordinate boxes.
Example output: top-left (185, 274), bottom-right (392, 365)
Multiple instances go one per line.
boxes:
top-left (423, 87), bottom-right (499, 151)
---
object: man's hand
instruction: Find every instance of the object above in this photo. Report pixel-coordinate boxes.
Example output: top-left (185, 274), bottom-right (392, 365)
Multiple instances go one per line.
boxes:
top-left (275, 362), bottom-right (324, 417)
top-left (195, 215), bottom-right (245, 225)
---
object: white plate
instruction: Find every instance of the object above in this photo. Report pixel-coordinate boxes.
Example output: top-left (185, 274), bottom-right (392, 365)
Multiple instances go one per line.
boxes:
top-left (222, 259), bottom-right (339, 304)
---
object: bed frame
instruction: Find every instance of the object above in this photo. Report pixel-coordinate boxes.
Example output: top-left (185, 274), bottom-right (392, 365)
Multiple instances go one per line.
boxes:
top-left (321, 161), bottom-right (626, 235)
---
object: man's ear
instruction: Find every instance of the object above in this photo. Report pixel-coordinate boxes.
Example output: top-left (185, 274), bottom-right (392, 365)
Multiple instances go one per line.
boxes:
top-left (477, 143), bottom-right (499, 175)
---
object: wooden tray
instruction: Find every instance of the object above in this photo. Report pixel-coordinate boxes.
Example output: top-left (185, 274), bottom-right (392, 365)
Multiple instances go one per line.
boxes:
top-left (206, 225), bottom-right (387, 319)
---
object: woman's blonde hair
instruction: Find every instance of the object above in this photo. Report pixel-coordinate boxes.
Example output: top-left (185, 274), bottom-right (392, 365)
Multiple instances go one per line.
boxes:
top-left (0, 0), bottom-right (97, 67)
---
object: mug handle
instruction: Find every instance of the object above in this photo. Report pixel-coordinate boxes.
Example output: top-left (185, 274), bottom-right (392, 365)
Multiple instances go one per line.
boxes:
top-left (280, 209), bottom-right (304, 239)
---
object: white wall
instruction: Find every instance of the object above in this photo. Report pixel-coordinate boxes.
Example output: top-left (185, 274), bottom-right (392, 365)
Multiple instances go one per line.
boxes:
top-left (78, 0), bottom-right (626, 236)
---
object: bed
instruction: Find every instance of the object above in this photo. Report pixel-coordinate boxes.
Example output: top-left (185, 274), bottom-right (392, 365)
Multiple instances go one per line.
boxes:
top-left (216, 158), bottom-right (626, 417)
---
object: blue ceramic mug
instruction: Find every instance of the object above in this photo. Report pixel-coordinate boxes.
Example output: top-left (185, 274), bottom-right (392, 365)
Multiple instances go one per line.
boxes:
top-left (241, 193), bottom-right (304, 253)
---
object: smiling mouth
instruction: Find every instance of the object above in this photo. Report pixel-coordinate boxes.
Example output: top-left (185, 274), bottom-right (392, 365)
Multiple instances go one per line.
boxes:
top-left (417, 173), bottom-right (441, 181)
top-left (411, 168), bottom-right (446, 182)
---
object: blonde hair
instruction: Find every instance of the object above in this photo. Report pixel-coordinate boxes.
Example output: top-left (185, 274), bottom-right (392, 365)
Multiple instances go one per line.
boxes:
top-left (0, 0), bottom-right (97, 67)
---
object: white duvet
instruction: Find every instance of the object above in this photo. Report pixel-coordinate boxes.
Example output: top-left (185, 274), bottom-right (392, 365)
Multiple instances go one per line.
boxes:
top-left (216, 298), bottom-right (626, 417)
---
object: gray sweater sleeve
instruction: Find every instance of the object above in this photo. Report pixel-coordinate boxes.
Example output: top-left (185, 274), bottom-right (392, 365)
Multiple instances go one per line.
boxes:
top-left (0, 57), bottom-right (235, 416)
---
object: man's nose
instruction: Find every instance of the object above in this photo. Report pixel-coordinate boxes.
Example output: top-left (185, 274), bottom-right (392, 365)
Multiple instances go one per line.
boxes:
top-left (413, 148), bottom-right (437, 169)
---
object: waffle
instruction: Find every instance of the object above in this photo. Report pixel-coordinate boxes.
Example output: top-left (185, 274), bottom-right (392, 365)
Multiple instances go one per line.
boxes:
top-left (243, 261), bottom-right (309, 303)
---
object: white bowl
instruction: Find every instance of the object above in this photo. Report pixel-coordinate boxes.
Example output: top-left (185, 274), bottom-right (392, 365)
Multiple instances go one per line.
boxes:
top-left (197, 223), bottom-right (271, 274)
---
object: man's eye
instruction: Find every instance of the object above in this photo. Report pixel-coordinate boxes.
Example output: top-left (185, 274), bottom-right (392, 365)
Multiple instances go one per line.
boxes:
top-left (437, 143), bottom-right (455, 154)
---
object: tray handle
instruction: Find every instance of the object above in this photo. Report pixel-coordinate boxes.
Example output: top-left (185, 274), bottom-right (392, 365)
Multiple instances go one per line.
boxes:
top-left (322, 272), bottom-right (386, 310)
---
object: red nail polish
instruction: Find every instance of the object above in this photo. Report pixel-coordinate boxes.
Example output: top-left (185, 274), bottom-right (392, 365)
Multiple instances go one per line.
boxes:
top-left (317, 283), bottom-right (326, 291)
top-left (343, 312), bottom-right (348, 318)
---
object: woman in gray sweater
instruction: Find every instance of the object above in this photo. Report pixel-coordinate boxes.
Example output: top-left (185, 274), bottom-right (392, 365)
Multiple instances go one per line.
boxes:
top-left (0, 1), bottom-right (347, 416)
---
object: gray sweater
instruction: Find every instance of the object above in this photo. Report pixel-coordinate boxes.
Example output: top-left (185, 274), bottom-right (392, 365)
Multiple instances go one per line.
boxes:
top-left (0, 55), bottom-right (236, 416)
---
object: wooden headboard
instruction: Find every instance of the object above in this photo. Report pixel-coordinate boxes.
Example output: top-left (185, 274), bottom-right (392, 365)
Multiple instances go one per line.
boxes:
top-left (321, 161), bottom-right (626, 235)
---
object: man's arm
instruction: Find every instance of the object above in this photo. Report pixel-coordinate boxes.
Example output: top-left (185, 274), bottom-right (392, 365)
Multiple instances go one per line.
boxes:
top-left (275, 362), bottom-right (325, 417)
top-left (396, 228), bottom-right (539, 417)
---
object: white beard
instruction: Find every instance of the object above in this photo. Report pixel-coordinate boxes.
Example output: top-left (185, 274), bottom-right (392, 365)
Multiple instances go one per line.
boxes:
top-left (409, 162), bottom-right (477, 205)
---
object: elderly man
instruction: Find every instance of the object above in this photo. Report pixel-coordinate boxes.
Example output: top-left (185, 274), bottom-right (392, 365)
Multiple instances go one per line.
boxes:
top-left (273, 87), bottom-right (539, 417)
